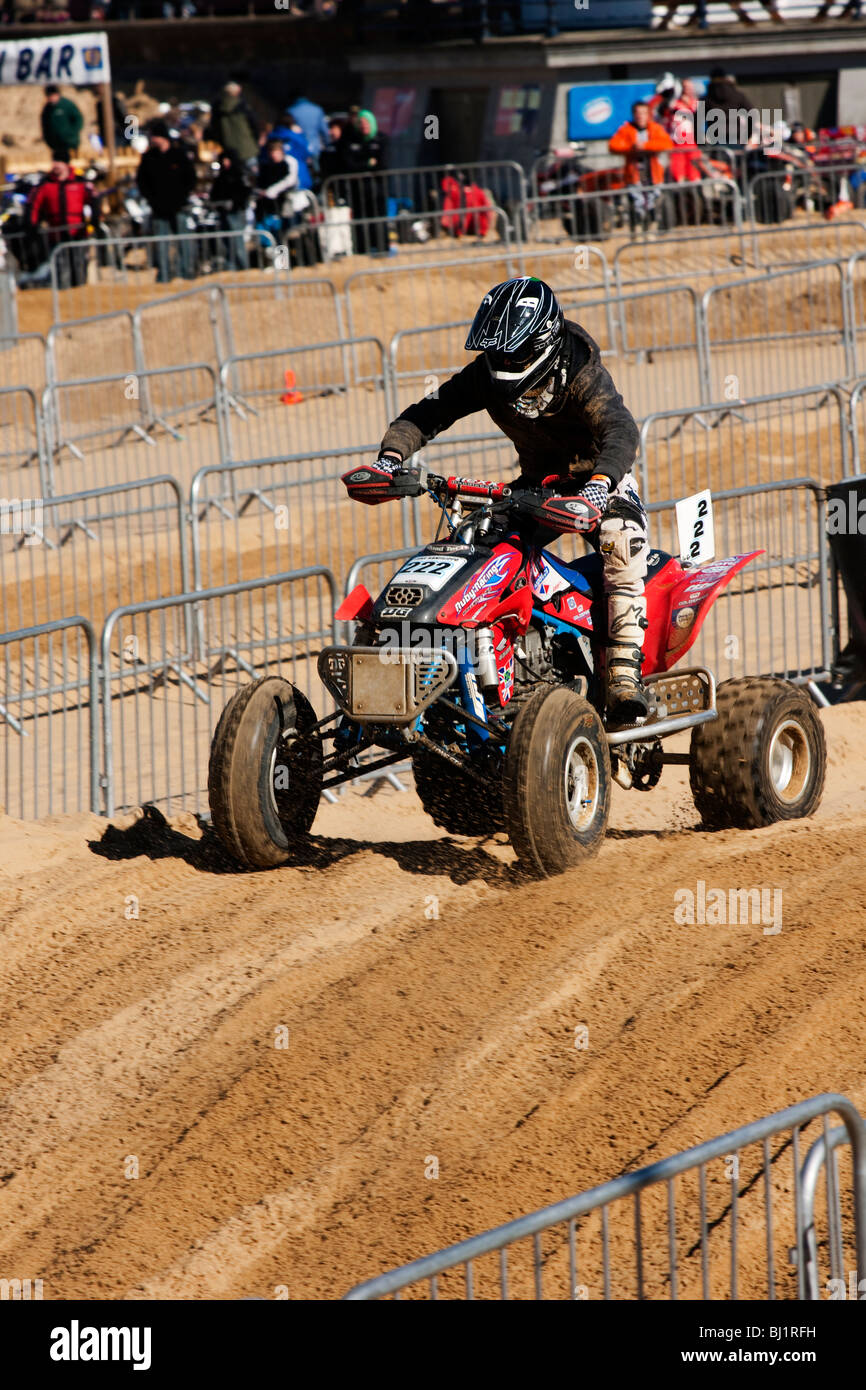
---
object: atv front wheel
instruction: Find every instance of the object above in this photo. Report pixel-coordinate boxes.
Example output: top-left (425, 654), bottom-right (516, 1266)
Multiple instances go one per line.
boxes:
top-left (503, 686), bottom-right (611, 878)
top-left (689, 677), bottom-right (826, 830)
top-left (208, 676), bottom-right (323, 868)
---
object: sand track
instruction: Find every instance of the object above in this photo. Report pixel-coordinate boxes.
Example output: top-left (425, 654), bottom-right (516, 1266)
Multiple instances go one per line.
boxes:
top-left (0, 703), bottom-right (864, 1299)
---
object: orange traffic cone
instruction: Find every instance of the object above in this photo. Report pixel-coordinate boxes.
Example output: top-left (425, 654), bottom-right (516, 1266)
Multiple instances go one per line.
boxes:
top-left (280, 369), bottom-right (303, 405)
top-left (826, 175), bottom-right (853, 221)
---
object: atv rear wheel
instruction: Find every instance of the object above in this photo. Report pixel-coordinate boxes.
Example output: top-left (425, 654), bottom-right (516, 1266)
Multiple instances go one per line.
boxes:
top-left (208, 676), bottom-right (323, 868)
top-left (412, 746), bottom-right (504, 836)
top-left (503, 686), bottom-right (611, 878)
top-left (690, 677), bottom-right (825, 830)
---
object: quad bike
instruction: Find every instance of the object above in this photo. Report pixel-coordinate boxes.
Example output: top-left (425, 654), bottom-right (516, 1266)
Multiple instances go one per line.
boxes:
top-left (208, 469), bottom-right (826, 878)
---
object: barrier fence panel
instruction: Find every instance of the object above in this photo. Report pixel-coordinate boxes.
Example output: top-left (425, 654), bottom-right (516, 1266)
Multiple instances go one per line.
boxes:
top-left (0, 615), bottom-right (98, 819)
top-left (344, 1092), bottom-right (866, 1300)
top-left (614, 222), bottom-right (866, 293)
top-left (0, 332), bottom-right (48, 396)
top-left (0, 476), bottom-right (189, 639)
top-left (598, 285), bottom-right (704, 422)
top-left (0, 385), bottom-right (44, 487)
top-left (320, 160), bottom-right (528, 236)
top-left (848, 378), bottom-right (866, 472)
top-left (133, 287), bottom-right (224, 375)
top-left (219, 277), bottom-right (344, 359)
top-left (640, 390), bottom-right (849, 679)
top-left (527, 177), bottom-right (743, 246)
top-left (100, 568), bottom-right (337, 817)
top-left (701, 260), bottom-right (852, 401)
top-left (343, 250), bottom-right (522, 354)
top-left (647, 479), bottom-right (832, 681)
top-left (48, 229), bottom-right (280, 324)
top-left (43, 364), bottom-right (223, 496)
top-left (322, 205), bottom-right (513, 262)
top-left (190, 449), bottom-right (417, 600)
top-left (46, 311), bottom-right (139, 386)
top-left (220, 339), bottom-right (391, 464)
top-left (747, 164), bottom-right (866, 225)
top-left (843, 251), bottom-right (866, 379)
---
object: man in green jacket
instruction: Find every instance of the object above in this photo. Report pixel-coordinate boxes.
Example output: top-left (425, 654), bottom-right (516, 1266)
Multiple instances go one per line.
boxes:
top-left (40, 85), bottom-right (85, 163)
top-left (207, 81), bottom-right (260, 169)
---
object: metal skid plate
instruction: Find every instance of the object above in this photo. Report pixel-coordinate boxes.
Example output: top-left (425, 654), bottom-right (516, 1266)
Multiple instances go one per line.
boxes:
top-left (317, 645), bottom-right (459, 725)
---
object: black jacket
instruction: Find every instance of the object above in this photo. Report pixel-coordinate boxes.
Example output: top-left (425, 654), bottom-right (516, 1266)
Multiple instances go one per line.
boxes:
top-left (381, 321), bottom-right (640, 489)
top-left (136, 142), bottom-right (197, 219)
top-left (210, 164), bottom-right (250, 213)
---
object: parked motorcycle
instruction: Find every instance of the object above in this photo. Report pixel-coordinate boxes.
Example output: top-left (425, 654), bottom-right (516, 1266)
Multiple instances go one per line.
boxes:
top-left (208, 471), bottom-right (826, 878)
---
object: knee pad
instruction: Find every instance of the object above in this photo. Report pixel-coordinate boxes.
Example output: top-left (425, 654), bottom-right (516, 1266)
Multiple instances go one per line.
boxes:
top-left (599, 512), bottom-right (649, 594)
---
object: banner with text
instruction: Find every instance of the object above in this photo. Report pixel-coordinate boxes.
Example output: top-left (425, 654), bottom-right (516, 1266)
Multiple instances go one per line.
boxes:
top-left (0, 32), bottom-right (110, 87)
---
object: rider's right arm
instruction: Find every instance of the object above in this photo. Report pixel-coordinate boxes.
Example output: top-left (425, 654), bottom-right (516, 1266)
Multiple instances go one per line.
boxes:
top-left (379, 357), bottom-right (487, 461)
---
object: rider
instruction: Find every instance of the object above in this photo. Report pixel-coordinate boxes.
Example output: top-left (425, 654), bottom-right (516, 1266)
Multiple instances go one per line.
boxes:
top-left (370, 277), bottom-right (650, 723)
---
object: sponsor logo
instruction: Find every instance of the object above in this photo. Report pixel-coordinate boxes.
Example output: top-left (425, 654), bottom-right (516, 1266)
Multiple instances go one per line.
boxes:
top-left (529, 554), bottom-right (569, 602)
top-left (454, 552), bottom-right (512, 614)
top-left (673, 605), bottom-right (696, 630)
top-left (583, 95), bottom-right (614, 125)
top-left (380, 605), bottom-right (413, 618)
top-left (348, 470), bottom-right (371, 482)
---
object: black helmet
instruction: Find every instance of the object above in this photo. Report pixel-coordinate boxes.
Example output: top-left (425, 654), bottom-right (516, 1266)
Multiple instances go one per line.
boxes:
top-left (465, 277), bottom-right (564, 405)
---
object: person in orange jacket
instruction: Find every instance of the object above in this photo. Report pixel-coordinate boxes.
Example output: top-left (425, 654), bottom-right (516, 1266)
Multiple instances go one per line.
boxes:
top-left (609, 100), bottom-right (673, 231)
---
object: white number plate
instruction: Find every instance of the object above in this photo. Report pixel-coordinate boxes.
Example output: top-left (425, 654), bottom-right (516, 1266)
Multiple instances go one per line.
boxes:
top-left (389, 555), bottom-right (466, 592)
top-left (675, 489), bottom-right (715, 564)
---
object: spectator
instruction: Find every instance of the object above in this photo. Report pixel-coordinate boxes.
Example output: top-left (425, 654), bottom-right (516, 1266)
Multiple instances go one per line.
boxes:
top-left (136, 120), bottom-right (197, 282)
top-left (265, 114), bottom-right (314, 191)
top-left (609, 101), bottom-right (673, 233)
top-left (652, 73), bottom-right (702, 183)
top-left (40, 85), bottom-right (84, 163)
top-left (209, 148), bottom-right (250, 271)
top-left (336, 106), bottom-right (388, 254)
top-left (27, 161), bottom-right (90, 286)
top-left (318, 116), bottom-right (344, 185)
top-left (206, 81), bottom-right (259, 170)
top-left (705, 68), bottom-right (756, 145)
top-left (254, 137), bottom-right (300, 237)
top-left (657, 0), bottom-right (782, 25)
top-left (285, 91), bottom-right (330, 165)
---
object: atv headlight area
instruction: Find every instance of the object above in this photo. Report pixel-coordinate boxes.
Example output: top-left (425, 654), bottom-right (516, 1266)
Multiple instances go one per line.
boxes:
top-left (317, 646), bottom-right (459, 725)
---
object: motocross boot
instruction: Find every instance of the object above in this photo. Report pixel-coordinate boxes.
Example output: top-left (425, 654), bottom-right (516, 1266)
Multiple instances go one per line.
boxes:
top-left (605, 593), bottom-right (649, 724)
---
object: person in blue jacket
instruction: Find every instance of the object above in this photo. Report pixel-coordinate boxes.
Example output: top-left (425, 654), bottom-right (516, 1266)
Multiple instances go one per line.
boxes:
top-left (264, 114), bottom-right (313, 192)
top-left (285, 92), bottom-right (331, 167)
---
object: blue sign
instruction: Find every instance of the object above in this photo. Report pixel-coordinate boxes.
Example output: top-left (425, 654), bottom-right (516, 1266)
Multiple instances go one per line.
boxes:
top-left (567, 78), bottom-right (708, 143)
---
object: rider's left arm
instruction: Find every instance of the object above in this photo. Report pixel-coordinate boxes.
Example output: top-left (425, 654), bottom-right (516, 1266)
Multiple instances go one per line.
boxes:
top-left (569, 359), bottom-right (640, 490)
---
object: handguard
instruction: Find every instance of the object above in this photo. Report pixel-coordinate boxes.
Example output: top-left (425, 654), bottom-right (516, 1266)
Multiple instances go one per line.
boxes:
top-left (517, 488), bottom-right (602, 535)
top-left (342, 460), bottom-right (424, 506)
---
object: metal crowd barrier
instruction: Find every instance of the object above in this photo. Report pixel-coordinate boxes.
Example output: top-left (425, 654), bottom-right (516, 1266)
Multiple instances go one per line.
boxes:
top-left (0, 614), bottom-right (99, 818)
top-left (526, 176), bottom-right (743, 245)
top-left (48, 227), bottom-right (281, 323)
top-left (344, 1093), bottom-right (866, 1300)
top-left (100, 567), bottom-right (338, 817)
top-left (189, 446), bottom-right (416, 599)
top-left (320, 159), bottom-right (528, 234)
top-left (218, 338), bottom-right (392, 464)
top-left (747, 162), bottom-right (866, 226)
top-left (613, 220), bottom-right (866, 292)
top-left (41, 362), bottom-right (224, 497)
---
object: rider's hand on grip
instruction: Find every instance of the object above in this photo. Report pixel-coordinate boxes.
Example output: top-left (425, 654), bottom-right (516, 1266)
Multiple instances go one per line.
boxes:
top-left (342, 456), bottom-right (423, 506)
